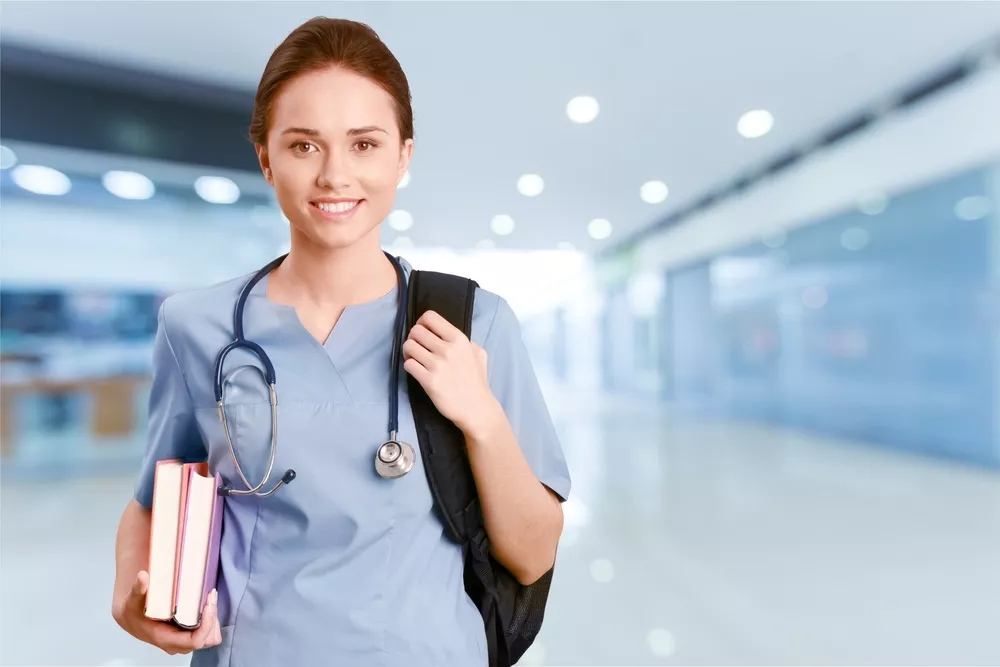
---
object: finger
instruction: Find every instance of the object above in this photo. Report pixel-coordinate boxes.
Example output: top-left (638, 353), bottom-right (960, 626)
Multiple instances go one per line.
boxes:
top-left (192, 590), bottom-right (219, 648)
top-left (125, 570), bottom-right (150, 613)
top-left (403, 357), bottom-right (430, 385)
top-left (132, 570), bottom-right (150, 597)
top-left (402, 338), bottom-right (436, 370)
top-left (149, 622), bottom-right (198, 654)
top-left (212, 620), bottom-right (223, 646)
top-left (205, 590), bottom-right (222, 647)
top-left (407, 323), bottom-right (447, 354)
top-left (190, 611), bottom-right (213, 648)
top-left (417, 310), bottom-right (462, 342)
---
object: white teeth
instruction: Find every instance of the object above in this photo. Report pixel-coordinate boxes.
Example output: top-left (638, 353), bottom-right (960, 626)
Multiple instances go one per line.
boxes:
top-left (317, 201), bottom-right (358, 213)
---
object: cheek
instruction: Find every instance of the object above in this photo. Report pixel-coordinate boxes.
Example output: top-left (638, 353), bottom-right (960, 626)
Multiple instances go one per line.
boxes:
top-left (357, 155), bottom-right (402, 206)
top-left (359, 153), bottom-right (402, 189)
top-left (270, 158), bottom-right (308, 198)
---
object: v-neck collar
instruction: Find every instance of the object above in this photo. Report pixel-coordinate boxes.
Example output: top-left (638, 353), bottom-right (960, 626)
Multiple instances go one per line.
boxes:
top-left (246, 257), bottom-right (410, 353)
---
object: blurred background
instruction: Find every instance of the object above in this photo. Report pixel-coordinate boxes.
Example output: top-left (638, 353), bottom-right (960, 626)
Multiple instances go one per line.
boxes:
top-left (2, 2), bottom-right (1000, 666)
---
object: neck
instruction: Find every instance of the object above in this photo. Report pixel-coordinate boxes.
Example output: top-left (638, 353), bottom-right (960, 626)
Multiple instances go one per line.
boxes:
top-left (271, 231), bottom-right (397, 308)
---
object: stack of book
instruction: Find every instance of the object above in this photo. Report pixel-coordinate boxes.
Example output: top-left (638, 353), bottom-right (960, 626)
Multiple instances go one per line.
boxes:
top-left (144, 460), bottom-right (223, 629)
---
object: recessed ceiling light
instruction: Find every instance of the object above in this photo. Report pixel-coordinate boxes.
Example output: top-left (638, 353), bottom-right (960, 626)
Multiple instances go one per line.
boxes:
top-left (0, 145), bottom-right (17, 170)
top-left (388, 209), bottom-right (414, 231)
top-left (11, 165), bottom-right (71, 196)
top-left (557, 241), bottom-right (576, 251)
top-left (517, 174), bottom-right (544, 197)
top-left (393, 235), bottom-right (414, 249)
top-left (398, 170), bottom-right (411, 188)
top-left (567, 95), bottom-right (599, 124)
top-left (737, 109), bottom-right (774, 139)
top-left (587, 218), bottom-right (613, 240)
top-left (475, 239), bottom-right (496, 250)
top-left (954, 195), bottom-right (992, 221)
top-left (102, 170), bottom-right (155, 200)
top-left (640, 180), bottom-right (669, 204)
top-left (491, 214), bottom-right (515, 236)
top-left (195, 175), bottom-right (240, 204)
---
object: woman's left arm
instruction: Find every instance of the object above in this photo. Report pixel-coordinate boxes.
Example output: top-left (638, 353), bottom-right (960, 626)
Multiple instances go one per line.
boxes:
top-left (403, 305), bottom-right (567, 586)
top-left (459, 400), bottom-right (564, 585)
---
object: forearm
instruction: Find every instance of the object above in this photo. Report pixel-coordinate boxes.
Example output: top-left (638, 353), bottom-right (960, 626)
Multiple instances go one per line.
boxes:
top-left (113, 499), bottom-right (152, 615)
top-left (461, 399), bottom-right (564, 585)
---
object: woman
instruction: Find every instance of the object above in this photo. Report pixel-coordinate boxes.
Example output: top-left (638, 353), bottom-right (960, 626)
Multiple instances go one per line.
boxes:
top-left (111, 16), bottom-right (571, 666)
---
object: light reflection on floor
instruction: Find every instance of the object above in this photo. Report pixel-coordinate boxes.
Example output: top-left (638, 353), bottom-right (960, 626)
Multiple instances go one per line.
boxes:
top-left (3, 386), bottom-right (999, 666)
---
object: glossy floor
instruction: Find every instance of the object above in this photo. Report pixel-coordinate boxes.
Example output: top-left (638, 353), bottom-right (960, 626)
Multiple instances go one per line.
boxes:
top-left (2, 387), bottom-right (999, 666)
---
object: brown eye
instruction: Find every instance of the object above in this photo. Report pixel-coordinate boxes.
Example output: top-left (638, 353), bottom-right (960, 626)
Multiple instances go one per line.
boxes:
top-left (355, 140), bottom-right (377, 152)
top-left (291, 141), bottom-right (315, 153)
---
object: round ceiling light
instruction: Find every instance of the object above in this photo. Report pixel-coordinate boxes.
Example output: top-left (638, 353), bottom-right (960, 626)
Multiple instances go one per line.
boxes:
top-left (388, 209), bottom-right (414, 231)
top-left (737, 109), bottom-right (774, 139)
top-left (195, 175), bottom-right (240, 204)
top-left (491, 214), bottom-right (515, 236)
top-left (588, 218), bottom-right (613, 240)
top-left (11, 165), bottom-right (71, 196)
top-left (103, 170), bottom-right (155, 200)
top-left (640, 180), bottom-right (669, 204)
top-left (567, 96), bottom-right (600, 124)
top-left (518, 174), bottom-right (544, 197)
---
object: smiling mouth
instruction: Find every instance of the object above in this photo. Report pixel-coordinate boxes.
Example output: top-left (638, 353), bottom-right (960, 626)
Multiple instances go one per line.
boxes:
top-left (311, 200), bottom-right (362, 214)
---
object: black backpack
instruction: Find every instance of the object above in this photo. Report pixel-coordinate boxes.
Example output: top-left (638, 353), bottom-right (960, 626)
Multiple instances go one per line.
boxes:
top-left (405, 269), bottom-right (554, 667)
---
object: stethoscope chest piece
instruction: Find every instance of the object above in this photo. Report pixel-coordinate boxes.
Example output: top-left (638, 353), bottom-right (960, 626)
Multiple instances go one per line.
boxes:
top-left (375, 434), bottom-right (415, 479)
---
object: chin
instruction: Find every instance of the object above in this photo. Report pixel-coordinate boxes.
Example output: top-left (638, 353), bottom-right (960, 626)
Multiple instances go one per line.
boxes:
top-left (311, 223), bottom-right (381, 251)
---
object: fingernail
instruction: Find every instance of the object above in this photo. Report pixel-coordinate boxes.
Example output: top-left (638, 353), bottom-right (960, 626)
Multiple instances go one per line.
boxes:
top-left (211, 589), bottom-right (218, 605)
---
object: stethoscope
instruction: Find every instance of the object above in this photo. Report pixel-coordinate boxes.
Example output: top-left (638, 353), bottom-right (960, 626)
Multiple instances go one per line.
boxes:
top-left (215, 250), bottom-right (416, 498)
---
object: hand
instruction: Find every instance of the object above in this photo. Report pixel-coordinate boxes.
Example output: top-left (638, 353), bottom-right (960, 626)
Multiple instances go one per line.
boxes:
top-left (402, 310), bottom-right (499, 434)
top-left (112, 570), bottom-right (222, 655)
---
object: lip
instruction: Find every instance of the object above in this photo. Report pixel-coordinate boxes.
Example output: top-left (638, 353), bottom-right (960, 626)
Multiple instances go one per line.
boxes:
top-left (310, 198), bottom-right (364, 222)
top-left (311, 197), bottom-right (362, 204)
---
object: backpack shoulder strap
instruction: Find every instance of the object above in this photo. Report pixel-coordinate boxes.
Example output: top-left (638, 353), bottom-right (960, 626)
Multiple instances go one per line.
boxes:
top-left (405, 268), bottom-right (481, 545)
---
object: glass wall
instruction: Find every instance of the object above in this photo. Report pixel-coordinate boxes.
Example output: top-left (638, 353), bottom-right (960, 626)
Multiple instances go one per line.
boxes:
top-left (655, 162), bottom-right (999, 466)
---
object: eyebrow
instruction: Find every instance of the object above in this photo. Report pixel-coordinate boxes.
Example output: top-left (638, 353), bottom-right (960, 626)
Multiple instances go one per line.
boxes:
top-left (280, 126), bottom-right (389, 137)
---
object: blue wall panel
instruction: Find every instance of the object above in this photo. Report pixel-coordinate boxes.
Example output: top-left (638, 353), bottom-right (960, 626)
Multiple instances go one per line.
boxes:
top-left (666, 164), bottom-right (999, 466)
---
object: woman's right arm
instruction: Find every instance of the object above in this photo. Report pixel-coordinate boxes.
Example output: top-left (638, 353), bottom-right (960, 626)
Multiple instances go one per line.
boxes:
top-left (111, 499), bottom-right (221, 653)
top-left (112, 300), bottom-right (219, 653)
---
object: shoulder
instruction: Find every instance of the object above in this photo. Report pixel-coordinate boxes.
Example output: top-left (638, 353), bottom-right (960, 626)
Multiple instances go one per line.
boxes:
top-left (157, 272), bottom-right (252, 351)
top-left (469, 285), bottom-right (520, 349)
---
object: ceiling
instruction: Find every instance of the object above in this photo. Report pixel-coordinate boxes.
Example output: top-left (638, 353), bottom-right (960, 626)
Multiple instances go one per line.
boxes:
top-left (3, 1), bottom-right (999, 253)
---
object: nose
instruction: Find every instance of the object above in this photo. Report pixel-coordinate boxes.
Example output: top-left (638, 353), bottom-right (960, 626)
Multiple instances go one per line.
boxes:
top-left (316, 147), bottom-right (351, 190)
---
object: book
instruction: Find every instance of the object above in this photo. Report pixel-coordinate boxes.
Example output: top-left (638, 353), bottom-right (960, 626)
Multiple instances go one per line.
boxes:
top-left (144, 460), bottom-right (223, 629)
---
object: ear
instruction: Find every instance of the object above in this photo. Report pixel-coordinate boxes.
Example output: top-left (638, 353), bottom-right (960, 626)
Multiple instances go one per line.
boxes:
top-left (397, 138), bottom-right (414, 186)
top-left (256, 144), bottom-right (273, 185)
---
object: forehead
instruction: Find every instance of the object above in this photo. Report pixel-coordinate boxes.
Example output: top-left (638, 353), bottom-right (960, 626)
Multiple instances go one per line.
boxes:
top-left (270, 66), bottom-right (397, 135)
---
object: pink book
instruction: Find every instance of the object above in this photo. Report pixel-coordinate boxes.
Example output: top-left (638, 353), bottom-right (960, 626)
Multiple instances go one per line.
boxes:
top-left (170, 465), bottom-right (224, 629)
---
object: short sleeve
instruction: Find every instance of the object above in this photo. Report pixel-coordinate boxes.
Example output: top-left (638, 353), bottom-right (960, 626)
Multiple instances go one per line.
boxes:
top-left (483, 296), bottom-right (571, 502)
top-left (133, 302), bottom-right (207, 509)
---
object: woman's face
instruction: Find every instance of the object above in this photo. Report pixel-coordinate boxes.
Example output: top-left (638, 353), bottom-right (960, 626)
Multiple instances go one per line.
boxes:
top-left (258, 66), bottom-right (412, 252)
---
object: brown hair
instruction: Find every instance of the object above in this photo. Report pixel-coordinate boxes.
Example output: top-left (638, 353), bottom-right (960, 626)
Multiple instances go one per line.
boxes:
top-left (249, 17), bottom-right (413, 146)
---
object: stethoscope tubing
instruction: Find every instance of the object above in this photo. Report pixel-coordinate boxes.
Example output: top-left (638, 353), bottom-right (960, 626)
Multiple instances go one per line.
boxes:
top-left (215, 251), bottom-right (409, 497)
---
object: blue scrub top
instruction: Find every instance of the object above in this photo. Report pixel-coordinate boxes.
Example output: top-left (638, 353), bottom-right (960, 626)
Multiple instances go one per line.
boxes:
top-left (133, 257), bottom-right (572, 667)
